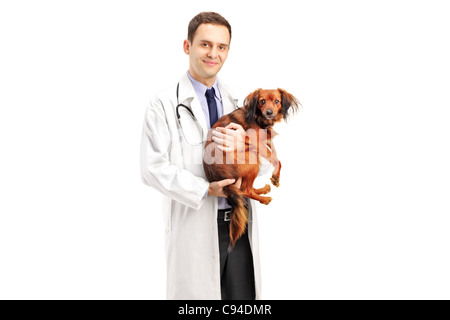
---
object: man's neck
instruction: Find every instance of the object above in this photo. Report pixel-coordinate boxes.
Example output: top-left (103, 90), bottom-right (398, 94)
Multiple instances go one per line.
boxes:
top-left (188, 69), bottom-right (216, 88)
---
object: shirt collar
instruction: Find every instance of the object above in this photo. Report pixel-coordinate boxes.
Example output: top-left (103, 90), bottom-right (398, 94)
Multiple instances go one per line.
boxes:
top-left (187, 71), bottom-right (222, 102)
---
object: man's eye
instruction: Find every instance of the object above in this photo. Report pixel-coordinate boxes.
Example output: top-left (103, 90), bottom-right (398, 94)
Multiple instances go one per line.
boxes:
top-left (202, 43), bottom-right (209, 47)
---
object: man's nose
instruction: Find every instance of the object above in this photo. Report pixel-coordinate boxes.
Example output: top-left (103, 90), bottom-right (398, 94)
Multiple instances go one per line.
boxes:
top-left (207, 46), bottom-right (218, 59)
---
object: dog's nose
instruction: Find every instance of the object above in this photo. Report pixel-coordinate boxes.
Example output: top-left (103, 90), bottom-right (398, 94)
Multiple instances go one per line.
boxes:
top-left (265, 109), bottom-right (273, 116)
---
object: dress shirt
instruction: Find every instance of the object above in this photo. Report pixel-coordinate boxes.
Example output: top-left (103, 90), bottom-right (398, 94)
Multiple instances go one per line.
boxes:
top-left (187, 71), bottom-right (230, 210)
top-left (187, 71), bottom-right (223, 130)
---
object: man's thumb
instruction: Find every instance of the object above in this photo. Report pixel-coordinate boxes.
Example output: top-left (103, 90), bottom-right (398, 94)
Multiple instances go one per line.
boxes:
top-left (221, 178), bottom-right (236, 186)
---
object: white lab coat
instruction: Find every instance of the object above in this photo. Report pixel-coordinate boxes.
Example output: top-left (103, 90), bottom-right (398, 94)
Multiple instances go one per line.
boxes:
top-left (140, 73), bottom-right (262, 300)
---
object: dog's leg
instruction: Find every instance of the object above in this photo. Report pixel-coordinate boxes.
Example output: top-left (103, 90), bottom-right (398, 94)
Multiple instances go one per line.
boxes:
top-left (254, 184), bottom-right (271, 195)
top-left (243, 188), bottom-right (272, 205)
top-left (267, 134), bottom-right (283, 187)
top-left (270, 160), bottom-right (281, 187)
top-left (260, 145), bottom-right (282, 187)
top-left (240, 168), bottom-right (272, 205)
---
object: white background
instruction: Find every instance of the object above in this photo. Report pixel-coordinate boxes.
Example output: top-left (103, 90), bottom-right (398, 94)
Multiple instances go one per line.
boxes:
top-left (1, 0), bottom-right (449, 299)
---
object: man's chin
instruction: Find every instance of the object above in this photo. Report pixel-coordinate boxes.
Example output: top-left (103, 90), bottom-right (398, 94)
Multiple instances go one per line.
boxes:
top-left (190, 65), bottom-right (223, 83)
top-left (202, 66), bottom-right (222, 77)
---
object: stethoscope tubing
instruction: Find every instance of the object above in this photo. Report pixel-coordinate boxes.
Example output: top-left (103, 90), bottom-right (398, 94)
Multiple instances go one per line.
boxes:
top-left (175, 82), bottom-right (205, 146)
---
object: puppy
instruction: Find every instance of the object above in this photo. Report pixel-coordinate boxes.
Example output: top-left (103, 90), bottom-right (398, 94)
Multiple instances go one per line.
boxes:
top-left (203, 89), bottom-right (300, 248)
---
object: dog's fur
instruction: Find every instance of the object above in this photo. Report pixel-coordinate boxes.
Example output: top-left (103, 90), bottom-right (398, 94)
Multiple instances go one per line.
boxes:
top-left (203, 88), bottom-right (300, 249)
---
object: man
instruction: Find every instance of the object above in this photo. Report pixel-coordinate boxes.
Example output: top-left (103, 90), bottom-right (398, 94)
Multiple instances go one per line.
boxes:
top-left (140, 12), bottom-right (263, 300)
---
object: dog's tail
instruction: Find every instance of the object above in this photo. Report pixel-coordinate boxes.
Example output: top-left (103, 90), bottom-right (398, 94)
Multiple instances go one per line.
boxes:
top-left (223, 185), bottom-right (248, 251)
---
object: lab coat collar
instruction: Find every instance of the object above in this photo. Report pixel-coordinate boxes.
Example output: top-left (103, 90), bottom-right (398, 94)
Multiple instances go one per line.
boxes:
top-left (177, 73), bottom-right (207, 140)
top-left (177, 73), bottom-right (239, 139)
top-left (218, 78), bottom-right (239, 116)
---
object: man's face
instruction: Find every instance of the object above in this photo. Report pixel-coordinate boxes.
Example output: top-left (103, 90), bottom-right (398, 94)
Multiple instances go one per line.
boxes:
top-left (184, 23), bottom-right (230, 85)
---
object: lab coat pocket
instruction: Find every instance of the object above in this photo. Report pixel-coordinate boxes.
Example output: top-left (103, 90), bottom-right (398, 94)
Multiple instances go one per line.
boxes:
top-left (181, 140), bottom-right (206, 178)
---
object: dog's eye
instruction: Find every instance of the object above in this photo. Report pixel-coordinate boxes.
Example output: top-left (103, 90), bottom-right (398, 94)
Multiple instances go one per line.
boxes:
top-left (259, 99), bottom-right (266, 106)
top-left (274, 100), bottom-right (280, 104)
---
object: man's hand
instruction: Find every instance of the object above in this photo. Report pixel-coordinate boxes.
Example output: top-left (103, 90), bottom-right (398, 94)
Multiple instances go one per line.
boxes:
top-left (211, 123), bottom-right (246, 153)
top-left (208, 177), bottom-right (242, 197)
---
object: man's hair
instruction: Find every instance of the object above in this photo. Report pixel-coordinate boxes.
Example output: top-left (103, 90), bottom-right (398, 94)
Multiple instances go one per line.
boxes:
top-left (187, 12), bottom-right (232, 43)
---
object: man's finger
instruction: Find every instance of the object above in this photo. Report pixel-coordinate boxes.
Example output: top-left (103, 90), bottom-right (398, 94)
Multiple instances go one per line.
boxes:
top-left (217, 145), bottom-right (233, 152)
top-left (216, 126), bottom-right (241, 136)
top-left (219, 178), bottom-right (236, 187)
top-left (212, 136), bottom-right (227, 146)
top-left (224, 128), bottom-right (239, 136)
top-left (212, 129), bottom-right (224, 138)
top-left (214, 127), bottom-right (226, 134)
top-left (212, 130), bottom-right (235, 142)
top-left (224, 123), bottom-right (243, 131)
top-left (233, 177), bottom-right (242, 189)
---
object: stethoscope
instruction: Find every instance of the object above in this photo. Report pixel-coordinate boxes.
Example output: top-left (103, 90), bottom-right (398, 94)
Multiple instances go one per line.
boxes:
top-left (176, 82), bottom-right (205, 146)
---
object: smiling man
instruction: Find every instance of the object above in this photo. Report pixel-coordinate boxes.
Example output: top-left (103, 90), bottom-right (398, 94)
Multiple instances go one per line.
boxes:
top-left (184, 22), bottom-right (230, 87)
top-left (141, 12), bottom-right (262, 300)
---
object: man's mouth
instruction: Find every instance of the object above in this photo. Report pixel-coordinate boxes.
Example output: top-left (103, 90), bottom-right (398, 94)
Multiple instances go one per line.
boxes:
top-left (203, 60), bottom-right (219, 67)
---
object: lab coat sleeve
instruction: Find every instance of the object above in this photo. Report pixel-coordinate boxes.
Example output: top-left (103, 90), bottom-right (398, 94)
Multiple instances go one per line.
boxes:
top-left (140, 98), bottom-right (210, 210)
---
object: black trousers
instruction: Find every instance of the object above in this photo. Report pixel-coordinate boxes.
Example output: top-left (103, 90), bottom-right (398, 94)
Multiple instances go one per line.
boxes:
top-left (217, 209), bottom-right (256, 300)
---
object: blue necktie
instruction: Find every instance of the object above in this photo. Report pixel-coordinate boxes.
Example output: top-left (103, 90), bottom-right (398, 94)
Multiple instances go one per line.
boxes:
top-left (205, 87), bottom-right (218, 127)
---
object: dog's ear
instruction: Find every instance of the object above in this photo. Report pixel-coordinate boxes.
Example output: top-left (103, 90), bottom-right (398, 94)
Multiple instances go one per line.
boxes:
top-left (244, 89), bottom-right (261, 125)
top-left (278, 88), bottom-right (300, 121)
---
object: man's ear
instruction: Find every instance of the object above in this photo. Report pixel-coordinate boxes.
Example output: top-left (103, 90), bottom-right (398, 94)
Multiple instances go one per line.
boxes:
top-left (183, 40), bottom-right (191, 55)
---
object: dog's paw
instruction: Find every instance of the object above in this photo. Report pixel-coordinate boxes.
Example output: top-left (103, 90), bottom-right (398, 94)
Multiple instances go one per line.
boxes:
top-left (270, 175), bottom-right (280, 187)
top-left (262, 184), bottom-right (271, 194)
top-left (260, 197), bottom-right (272, 205)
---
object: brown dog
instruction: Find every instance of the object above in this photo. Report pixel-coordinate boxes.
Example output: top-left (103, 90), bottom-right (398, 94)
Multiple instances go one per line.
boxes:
top-left (203, 89), bottom-right (300, 249)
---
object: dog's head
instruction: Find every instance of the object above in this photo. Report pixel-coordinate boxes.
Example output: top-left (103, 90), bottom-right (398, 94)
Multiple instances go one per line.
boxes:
top-left (243, 89), bottom-right (300, 128)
